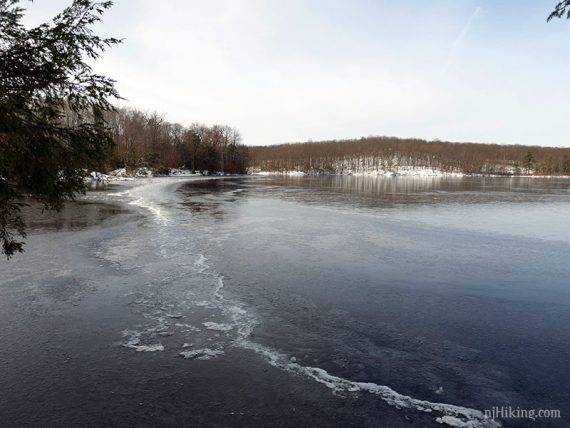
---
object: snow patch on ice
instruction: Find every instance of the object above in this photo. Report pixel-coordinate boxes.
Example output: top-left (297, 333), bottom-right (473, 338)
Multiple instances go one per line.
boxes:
top-left (129, 343), bottom-right (165, 352)
top-left (203, 321), bottom-right (233, 332)
top-left (194, 254), bottom-right (209, 273)
top-left (129, 196), bottom-right (168, 225)
top-left (436, 415), bottom-right (483, 427)
top-left (179, 348), bottom-right (225, 360)
top-left (121, 330), bottom-right (164, 352)
top-left (174, 323), bottom-right (201, 332)
top-left (214, 275), bottom-right (225, 300)
top-left (193, 300), bottom-right (216, 308)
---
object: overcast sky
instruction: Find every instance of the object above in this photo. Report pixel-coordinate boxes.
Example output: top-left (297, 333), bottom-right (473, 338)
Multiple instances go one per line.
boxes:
top-left (22, 1), bottom-right (570, 147)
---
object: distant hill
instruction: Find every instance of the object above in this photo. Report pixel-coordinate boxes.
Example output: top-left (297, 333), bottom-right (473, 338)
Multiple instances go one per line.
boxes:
top-left (248, 136), bottom-right (570, 176)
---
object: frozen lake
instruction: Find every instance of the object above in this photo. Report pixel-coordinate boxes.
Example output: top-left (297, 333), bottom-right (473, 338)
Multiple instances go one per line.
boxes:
top-left (1, 175), bottom-right (569, 427)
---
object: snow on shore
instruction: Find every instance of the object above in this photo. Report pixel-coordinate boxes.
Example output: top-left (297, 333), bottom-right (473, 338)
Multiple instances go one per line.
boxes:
top-left (87, 167), bottom-right (203, 183)
top-left (251, 167), bottom-right (464, 177)
top-left (89, 166), bottom-right (569, 182)
top-left (250, 167), bottom-right (570, 178)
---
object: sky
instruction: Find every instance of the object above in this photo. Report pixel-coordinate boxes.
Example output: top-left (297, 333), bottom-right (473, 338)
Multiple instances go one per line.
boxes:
top-left (21, 1), bottom-right (570, 147)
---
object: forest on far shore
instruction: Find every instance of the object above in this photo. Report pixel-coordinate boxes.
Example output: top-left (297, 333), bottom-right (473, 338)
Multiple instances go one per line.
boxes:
top-left (248, 137), bottom-right (570, 176)
top-left (96, 107), bottom-right (249, 175)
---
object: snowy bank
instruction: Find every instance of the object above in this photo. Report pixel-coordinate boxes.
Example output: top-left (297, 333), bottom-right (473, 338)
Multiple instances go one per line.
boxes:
top-left (250, 167), bottom-right (464, 177)
top-left (87, 167), bottom-right (206, 183)
top-left (250, 166), bottom-right (570, 178)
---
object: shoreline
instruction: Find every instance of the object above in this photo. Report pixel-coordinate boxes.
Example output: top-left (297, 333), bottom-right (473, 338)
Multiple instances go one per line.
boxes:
top-left (250, 170), bottom-right (570, 179)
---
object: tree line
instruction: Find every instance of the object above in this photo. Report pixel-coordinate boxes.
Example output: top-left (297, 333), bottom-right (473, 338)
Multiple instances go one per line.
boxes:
top-left (103, 107), bottom-right (248, 175)
top-left (248, 137), bottom-right (570, 176)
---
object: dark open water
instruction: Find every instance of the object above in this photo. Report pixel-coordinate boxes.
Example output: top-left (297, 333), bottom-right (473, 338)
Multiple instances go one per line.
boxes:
top-left (1, 175), bottom-right (569, 427)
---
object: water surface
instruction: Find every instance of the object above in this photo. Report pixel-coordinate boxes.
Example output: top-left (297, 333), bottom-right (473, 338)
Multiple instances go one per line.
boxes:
top-left (1, 175), bottom-right (569, 427)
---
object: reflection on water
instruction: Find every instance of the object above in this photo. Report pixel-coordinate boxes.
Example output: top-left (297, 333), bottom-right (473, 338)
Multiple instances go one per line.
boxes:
top-left (246, 175), bottom-right (570, 208)
top-left (21, 200), bottom-right (128, 232)
top-left (177, 179), bottom-right (248, 220)
top-left (177, 175), bottom-right (570, 219)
